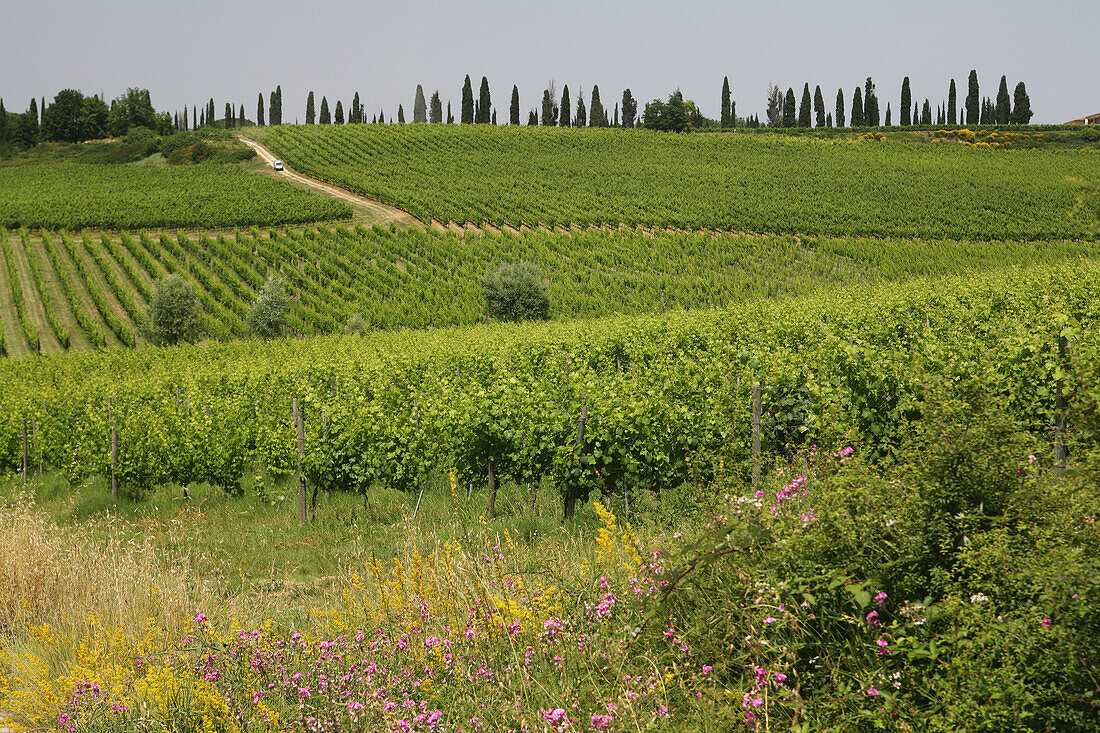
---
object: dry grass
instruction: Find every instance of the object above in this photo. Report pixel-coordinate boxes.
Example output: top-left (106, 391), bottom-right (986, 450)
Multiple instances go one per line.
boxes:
top-left (0, 498), bottom-right (201, 641)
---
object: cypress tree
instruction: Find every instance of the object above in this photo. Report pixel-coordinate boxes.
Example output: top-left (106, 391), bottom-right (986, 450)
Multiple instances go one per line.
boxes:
top-left (813, 85), bottom-right (825, 127)
top-left (193, 106), bottom-right (197, 130)
top-left (397, 105), bottom-right (405, 124)
top-left (378, 109), bottom-right (384, 124)
top-left (720, 76), bottom-right (732, 128)
top-left (798, 84), bottom-right (812, 127)
top-left (476, 77), bottom-right (491, 123)
top-left (590, 86), bottom-right (606, 127)
top-left (900, 77), bottom-right (912, 126)
top-left (922, 99), bottom-right (931, 125)
top-left (461, 75), bottom-right (474, 124)
top-left (885, 103), bottom-right (891, 126)
top-left (352, 92), bottom-right (361, 123)
top-left (863, 78), bottom-right (879, 126)
top-left (0, 99), bottom-right (8, 150)
top-left (474, 100), bottom-right (480, 122)
top-left (319, 96), bottom-right (330, 124)
top-left (826, 112), bottom-right (833, 128)
top-left (200, 110), bottom-right (205, 127)
top-left (306, 92), bottom-right (315, 124)
top-left (510, 85), bottom-right (520, 125)
top-left (851, 87), bottom-right (863, 127)
top-left (239, 104), bottom-right (245, 126)
top-left (783, 88), bottom-right (796, 127)
top-left (268, 92), bottom-right (277, 126)
top-left (430, 91), bottom-right (443, 124)
top-left (527, 110), bottom-right (538, 126)
top-left (914, 102), bottom-right (919, 125)
top-left (27, 98), bottom-right (38, 142)
top-left (576, 92), bottom-right (587, 127)
top-left (413, 85), bottom-right (427, 123)
top-left (965, 70), bottom-right (979, 125)
top-left (371, 114), bottom-right (377, 124)
top-left (947, 79), bottom-right (957, 125)
top-left (207, 99), bottom-right (215, 127)
top-left (334, 100), bottom-right (344, 124)
top-left (621, 89), bottom-right (637, 128)
top-left (995, 75), bottom-right (1011, 124)
top-left (835, 88), bottom-right (845, 127)
top-left (257, 93), bottom-right (265, 126)
top-left (560, 85), bottom-right (571, 127)
top-left (1011, 82), bottom-right (1033, 124)
top-left (225, 101), bottom-right (233, 126)
top-left (541, 88), bottom-right (555, 126)
top-left (447, 102), bottom-right (454, 124)
top-left (274, 86), bottom-right (282, 125)
top-left (614, 103), bottom-right (619, 127)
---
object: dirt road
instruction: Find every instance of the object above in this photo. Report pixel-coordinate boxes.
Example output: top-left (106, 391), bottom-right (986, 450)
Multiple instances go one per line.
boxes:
top-left (240, 138), bottom-right (421, 228)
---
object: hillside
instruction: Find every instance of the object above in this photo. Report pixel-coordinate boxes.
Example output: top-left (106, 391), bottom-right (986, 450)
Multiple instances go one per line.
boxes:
top-left (248, 125), bottom-right (1100, 239)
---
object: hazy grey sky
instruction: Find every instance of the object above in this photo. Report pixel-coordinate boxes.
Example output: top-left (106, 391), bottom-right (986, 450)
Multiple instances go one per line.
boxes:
top-left (2, 0), bottom-right (1097, 125)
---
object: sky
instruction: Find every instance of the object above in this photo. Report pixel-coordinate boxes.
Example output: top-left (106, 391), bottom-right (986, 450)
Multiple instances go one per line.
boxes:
top-left (2, 0), bottom-right (1097, 125)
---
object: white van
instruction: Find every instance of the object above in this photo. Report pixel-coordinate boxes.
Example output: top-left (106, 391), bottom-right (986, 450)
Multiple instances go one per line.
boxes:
top-left (273, 160), bottom-right (284, 171)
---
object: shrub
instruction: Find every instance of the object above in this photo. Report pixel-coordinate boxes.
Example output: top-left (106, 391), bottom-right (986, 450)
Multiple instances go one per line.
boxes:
top-left (248, 276), bottom-right (289, 339)
top-left (148, 274), bottom-right (201, 345)
top-left (481, 261), bottom-right (550, 322)
top-left (343, 313), bottom-right (369, 335)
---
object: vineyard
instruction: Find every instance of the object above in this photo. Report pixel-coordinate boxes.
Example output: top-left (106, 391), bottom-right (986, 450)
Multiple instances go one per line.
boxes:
top-left (1, 259), bottom-right (1095, 506)
top-left (248, 125), bottom-right (1100, 239)
top-left (0, 162), bottom-right (351, 229)
top-left (1, 225), bottom-right (1099, 355)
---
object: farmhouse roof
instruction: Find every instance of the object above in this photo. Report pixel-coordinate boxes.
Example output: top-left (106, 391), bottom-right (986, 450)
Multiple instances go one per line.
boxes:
top-left (1066, 112), bottom-right (1100, 124)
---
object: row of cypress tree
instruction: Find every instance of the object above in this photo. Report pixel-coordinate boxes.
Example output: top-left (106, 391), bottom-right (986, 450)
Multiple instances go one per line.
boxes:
top-left (766, 72), bottom-right (1032, 130)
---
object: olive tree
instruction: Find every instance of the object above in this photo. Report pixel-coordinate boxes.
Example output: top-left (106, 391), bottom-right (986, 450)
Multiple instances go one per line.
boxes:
top-left (149, 274), bottom-right (201, 345)
top-left (482, 262), bottom-right (551, 322)
top-left (248, 276), bottom-right (289, 339)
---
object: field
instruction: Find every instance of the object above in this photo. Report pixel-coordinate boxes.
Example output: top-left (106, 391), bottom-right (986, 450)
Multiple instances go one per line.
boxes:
top-left (2, 225), bottom-right (1099, 356)
top-left (249, 125), bottom-right (1100, 239)
top-left (0, 162), bottom-right (351, 229)
top-left (1, 125), bottom-right (1100, 732)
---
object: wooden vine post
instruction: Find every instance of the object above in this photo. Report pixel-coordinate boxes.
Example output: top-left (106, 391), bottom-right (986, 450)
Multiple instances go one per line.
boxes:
top-left (295, 399), bottom-right (307, 526)
top-left (1054, 333), bottom-right (1068, 480)
top-left (21, 419), bottom-right (28, 489)
top-left (751, 384), bottom-right (763, 493)
top-left (565, 397), bottom-right (587, 520)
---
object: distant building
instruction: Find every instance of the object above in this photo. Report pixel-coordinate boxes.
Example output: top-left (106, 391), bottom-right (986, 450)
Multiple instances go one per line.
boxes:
top-left (1066, 113), bottom-right (1100, 125)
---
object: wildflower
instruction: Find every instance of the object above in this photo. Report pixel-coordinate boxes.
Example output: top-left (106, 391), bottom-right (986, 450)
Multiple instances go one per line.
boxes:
top-left (874, 591), bottom-right (887, 606)
top-left (866, 686), bottom-right (880, 696)
top-left (1040, 618), bottom-right (1052, 628)
top-left (865, 610), bottom-right (881, 627)
top-left (702, 665), bottom-right (713, 677)
top-left (762, 617), bottom-right (777, 624)
top-left (969, 593), bottom-right (989, 603)
top-left (194, 612), bottom-right (208, 626)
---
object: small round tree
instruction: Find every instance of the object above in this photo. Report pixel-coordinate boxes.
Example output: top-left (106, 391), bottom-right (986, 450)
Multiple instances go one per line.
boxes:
top-left (248, 276), bottom-right (289, 339)
top-left (149, 274), bottom-right (201, 345)
top-left (482, 262), bottom-right (551, 322)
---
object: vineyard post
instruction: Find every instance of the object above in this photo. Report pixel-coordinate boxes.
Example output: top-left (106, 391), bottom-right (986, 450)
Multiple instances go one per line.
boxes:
top-left (21, 419), bottom-right (28, 489)
top-left (752, 384), bottom-right (762, 493)
top-left (1054, 334), bottom-right (1068, 480)
top-left (111, 428), bottom-right (118, 500)
top-left (565, 398), bottom-right (588, 520)
top-left (412, 399), bottom-right (427, 519)
top-left (485, 457), bottom-right (497, 519)
top-left (33, 418), bottom-right (41, 475)
top-left (321, 411), bottom-right (329, 501)
top-left (295, 401), bottom-right (307, 526)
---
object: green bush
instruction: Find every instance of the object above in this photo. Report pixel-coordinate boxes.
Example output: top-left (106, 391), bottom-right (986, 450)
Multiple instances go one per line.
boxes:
top-left (148, 274), bottom-right (201, 345)
top-left (248, 276), bottom-right (289, 339)
top-left (481, 261), bottom-right (550, 322)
